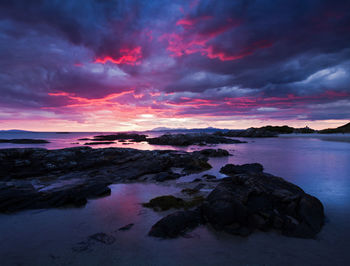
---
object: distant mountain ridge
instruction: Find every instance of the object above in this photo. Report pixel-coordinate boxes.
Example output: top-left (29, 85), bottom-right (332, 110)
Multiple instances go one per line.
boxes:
top-left (319, 122), bottom-right (350, 134)
top-left (0, 129), bottom-right (34, 133)
top-left (150, 127), bottom-right (230, 132)
top-left (151, 122), bottom-right (350, 136)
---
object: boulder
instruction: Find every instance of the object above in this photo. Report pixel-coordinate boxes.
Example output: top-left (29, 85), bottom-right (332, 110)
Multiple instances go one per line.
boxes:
top-left (195, 149), bottom-right (230, 157)
top-left (148, 209), bottom-right (203, 238)
top-left (142, 195), bottom-right (205, 211)
top-left (202, 172), bottom-right (324, 238)
top-left (220, 163), bottom-right (264, 175)
top-left (0, 139), bottom-right (50, 144)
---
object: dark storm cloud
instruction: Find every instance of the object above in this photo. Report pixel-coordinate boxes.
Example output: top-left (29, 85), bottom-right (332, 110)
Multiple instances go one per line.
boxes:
top-left (0, 0), bottom-right (350, 124)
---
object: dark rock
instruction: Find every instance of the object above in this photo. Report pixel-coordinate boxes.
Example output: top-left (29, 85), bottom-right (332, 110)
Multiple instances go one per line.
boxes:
top-left (142, 195), bottom-right (186, 211)
top-left (0, 147), bottom-right (213, 213)
top-left (181, 188), bottom-right (199, 195)
top-left (220, 163), bottom-right (264, 175)
top-left (89, 233), bottom-right (116, 245)
top-left (143, 195), bottom-right (205, 211)
top-left (203, 174), bottom-right (216, 180)
top-left (154, 172), bottom-right (181, 182)
top-left (214, 128), bottom-right (277, 138)
top-left (148, 210), bottom-right (203, 238)
top-left (118, 223), bottom-right (134, 231)
top-left (93, 133), bottom-right (147, 142)
top-left (146, 133), bottom-right (246, 146)
top-left (194, 148), bottom-right (230, 157)
top-left (201, 171), bottom-right (324, 238)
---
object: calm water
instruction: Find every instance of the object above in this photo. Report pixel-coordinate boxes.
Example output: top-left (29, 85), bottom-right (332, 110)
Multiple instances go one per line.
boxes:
top-left (0, 133), bottom-right (350, 265)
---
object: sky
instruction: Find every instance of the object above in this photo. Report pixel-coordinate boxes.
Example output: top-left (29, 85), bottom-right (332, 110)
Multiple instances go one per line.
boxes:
top-left (0, 0), bottom-right (350, 131)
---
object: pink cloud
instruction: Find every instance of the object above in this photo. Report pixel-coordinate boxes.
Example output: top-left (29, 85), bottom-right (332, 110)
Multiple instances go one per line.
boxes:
top-left (95, 46), bottom-right (142, 65)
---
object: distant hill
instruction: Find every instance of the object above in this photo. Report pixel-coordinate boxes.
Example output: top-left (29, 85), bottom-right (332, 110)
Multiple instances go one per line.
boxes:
top-left (151, 127), bottom-right (187, 131)
top-left (150, 127), bottom-right (228, 132)
top-left (319, 122), bottom-right (350, 134)
top-left (257, 125), bottom-right (315, 134)
top-left (0, 129), bottom-right (34, 133)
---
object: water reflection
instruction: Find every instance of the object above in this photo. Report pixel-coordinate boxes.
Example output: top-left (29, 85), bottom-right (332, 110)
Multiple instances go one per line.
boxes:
top-left (0, 134), bottom-right (350, 265)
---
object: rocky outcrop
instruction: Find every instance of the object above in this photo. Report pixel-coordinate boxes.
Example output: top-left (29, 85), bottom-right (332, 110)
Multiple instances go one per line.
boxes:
top-left (220, 163), bottom-right (264, 175)
top-left (0, 147), bottom-right (212, 212)
top-left (193, 148), bottom-right (230, 157)
top-left (92, 133), bottom-right (148, 142)
top-left (148, 164), bottom-right (325, 239)
top-left (215, 125), bottom-right (317, 137)
top-left (215, 128), bottom-right (278, 138)
top-left (146, 133), bottom-right (246, 146)
top-left (142, 195), bottom-right (205, 211)
top-left (202, 172), bottom-right (324, 238)
top-left (148, 209), bottom-right (203, 238)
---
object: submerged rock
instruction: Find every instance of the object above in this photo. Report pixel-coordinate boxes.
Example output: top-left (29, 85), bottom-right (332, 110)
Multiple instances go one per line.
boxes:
top-left (118, 223), bottom-right (134, 231)
top-left (89, 233), bottom-right (116, 245)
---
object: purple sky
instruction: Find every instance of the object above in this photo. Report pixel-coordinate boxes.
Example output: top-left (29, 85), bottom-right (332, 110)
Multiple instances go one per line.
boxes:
top-left (1, 0), bottom-right (350, 131)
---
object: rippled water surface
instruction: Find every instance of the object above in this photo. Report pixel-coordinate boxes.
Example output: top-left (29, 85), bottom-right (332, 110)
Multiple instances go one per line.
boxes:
top-left (0, 132), bottom-right (350, 265)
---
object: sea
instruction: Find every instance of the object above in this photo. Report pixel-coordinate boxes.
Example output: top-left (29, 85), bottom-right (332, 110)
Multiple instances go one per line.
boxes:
top-left (0, 131), bottom-right (349, 265)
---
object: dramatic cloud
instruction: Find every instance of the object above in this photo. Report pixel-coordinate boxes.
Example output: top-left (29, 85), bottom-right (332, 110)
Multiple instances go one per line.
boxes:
top-left (0, 0), bottom-right (349, 130)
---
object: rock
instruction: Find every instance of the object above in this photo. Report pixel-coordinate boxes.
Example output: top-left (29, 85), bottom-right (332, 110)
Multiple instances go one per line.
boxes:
top-left (201, 170), bottom-right (324, 238)
top-left (214, 128), bottom-right (278, 138)
top-left (118, 223), bottom-right (134, 231)
top-left (220, 163), bottom-right (264, 175)
top-left (143, 195), bottom-right (205, 211)
top-left (89, 233), bottom-right (116, 245)
top-left (154, 172), bottom-right (181, 182)
top-left (143, 195), bottom-right (186, 211)
top-left (194, 149), bottom-right (230, 157)
top-left (146, 133), bottom-right (246, 146)
top-left (148, 210), bottom-right (203, 238)
top-left (203, 174), bottom-right (216, 180)
top-left (181, 188), bottom-right (199, 195)
top-left (92, 133), bottom-right (147, 142)
top-left (0, 147), bottom-right (213, 213)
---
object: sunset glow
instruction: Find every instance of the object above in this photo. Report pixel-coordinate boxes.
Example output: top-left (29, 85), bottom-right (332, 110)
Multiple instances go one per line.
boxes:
top-left (0, 0), bottom-right (349, 131)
